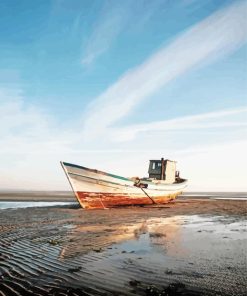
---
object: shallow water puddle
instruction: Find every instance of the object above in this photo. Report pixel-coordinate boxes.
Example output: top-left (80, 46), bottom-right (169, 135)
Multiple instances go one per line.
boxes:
top-left (58, 214), bottom-right (246, 295)
top-left (113, 215), bottom-right (245, 251)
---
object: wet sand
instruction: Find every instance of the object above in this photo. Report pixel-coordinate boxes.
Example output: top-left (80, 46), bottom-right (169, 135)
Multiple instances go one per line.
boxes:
top-left (0, 199), bottom-right (246, 296)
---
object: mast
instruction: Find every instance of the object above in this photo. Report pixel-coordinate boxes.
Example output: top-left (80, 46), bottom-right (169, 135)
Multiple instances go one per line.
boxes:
top-left (161, 157), bottom-right (165, 180)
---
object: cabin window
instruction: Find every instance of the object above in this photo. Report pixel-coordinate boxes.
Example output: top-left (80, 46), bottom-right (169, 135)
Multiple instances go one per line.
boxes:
top-left (158, 163), bottom-right (161, 167)
top-left (152, 162), bottom-right (155, 170)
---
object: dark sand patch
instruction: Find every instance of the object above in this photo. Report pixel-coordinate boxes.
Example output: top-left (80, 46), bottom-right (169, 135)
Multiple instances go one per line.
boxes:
top-left (0, 199), bottom-right (246, 295)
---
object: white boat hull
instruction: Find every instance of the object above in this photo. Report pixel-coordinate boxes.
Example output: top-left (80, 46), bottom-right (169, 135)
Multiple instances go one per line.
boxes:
top-left (61, 162), bottom-right (188, 209)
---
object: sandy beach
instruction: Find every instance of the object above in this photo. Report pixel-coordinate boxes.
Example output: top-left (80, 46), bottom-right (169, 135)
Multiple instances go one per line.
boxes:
top-left (0, 198), bottom-right (246, 296)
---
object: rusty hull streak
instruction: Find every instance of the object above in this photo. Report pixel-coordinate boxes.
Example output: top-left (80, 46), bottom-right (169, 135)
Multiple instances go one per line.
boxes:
top-left (77, 192), bottom-right (181, 209)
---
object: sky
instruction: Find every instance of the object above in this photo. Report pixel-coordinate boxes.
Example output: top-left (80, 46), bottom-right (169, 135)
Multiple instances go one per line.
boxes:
top-left (0, 0), bottom-right (246, 191)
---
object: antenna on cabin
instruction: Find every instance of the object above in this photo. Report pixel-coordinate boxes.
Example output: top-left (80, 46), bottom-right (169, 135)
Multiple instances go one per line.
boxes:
top-left (161, 157), bottom-right (164, 180)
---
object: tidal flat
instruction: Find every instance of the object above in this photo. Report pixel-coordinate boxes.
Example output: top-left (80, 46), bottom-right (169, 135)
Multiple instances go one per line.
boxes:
top-left (0, 199), bottom-right (246, 296)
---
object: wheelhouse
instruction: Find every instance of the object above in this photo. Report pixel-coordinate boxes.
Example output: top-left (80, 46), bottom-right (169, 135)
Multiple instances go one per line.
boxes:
top-left (148, 158), bottom-right (177, 183)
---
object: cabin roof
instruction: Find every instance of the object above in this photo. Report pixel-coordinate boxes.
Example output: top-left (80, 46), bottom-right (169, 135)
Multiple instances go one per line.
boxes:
top-left (149, 159), bottom-right (176, 162)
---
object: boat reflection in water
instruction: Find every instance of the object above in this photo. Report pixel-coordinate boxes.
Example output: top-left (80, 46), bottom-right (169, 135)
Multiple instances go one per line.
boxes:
top-left (58, 216), bottom-right (183, 260)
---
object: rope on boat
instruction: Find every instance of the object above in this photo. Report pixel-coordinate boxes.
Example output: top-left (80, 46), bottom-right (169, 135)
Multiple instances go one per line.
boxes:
top-left (139, 186), bottom-right (156, 205)
top-left (134, 177), bottom-right (156, 205)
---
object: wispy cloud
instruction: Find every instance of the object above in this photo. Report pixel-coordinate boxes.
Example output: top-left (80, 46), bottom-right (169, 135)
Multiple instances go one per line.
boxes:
top-left (83, 1), bottom-right (247, 139)
top-left (81, 0), bottom-right (165, 65)
top-left (109, 107), bottom-right (247, 141)
top-left (81, 1), bottom-right (130, 66)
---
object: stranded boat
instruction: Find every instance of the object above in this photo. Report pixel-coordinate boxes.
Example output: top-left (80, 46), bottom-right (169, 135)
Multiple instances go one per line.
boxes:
top-left (61, 158), bottom-right (187, 209)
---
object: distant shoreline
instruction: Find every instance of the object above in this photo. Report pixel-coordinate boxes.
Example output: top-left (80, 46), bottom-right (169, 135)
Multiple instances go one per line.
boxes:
top-left (0, 197), bottom-right (75, 202)
top-left (0, 191), bottom-right (75, 202)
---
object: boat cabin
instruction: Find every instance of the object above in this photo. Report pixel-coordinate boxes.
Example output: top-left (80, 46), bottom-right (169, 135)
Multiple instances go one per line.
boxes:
top-left (148, 158), bottom-right (177, 183)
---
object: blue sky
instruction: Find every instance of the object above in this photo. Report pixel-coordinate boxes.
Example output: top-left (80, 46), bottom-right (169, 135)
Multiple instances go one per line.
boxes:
top-left (0, 0), bottom-right (246, 191)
